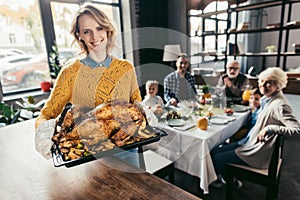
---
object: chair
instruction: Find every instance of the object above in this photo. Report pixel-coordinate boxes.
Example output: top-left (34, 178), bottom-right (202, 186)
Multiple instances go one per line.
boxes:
top-left (229, 128), bottom-right (249, 143)
top-left (139, 149), bottom-right (174, 183)
top-left (226, 135), bottom-right (284, 200)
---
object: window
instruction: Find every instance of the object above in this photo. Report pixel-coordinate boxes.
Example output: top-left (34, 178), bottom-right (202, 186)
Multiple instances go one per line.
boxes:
top-left (189, 1), bottom-right (228, 71)
top-left (9, 33), bottom-right (16, 44)
top-left (25, 34), bottom-right (31, 43)
top-left (0, 0), bottom-right (48, 94)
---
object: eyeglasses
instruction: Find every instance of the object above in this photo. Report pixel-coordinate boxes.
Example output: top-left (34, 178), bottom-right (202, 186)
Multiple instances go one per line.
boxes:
top-left (227, 67), bottom-right (239, 71)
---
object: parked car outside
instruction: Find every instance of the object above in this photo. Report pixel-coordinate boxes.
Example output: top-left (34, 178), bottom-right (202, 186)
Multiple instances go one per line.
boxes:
top-left (0, 48), bottom-right (26, 59)
top-left (1, 53), bottom-right (49, 90)
top-left (1, 49), bottom-right (78, 92)
top-left (0, 54), bottom-right (34, 76)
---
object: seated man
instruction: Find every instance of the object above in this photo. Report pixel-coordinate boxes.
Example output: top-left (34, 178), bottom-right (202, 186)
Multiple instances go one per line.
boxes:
top-left (163, 55), bottom-right (197, 106)
top-left (217, 60), bottom-right (250, 105)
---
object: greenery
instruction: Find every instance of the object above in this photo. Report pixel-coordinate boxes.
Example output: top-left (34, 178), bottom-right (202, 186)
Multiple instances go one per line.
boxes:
top-left (49, 43), bottom-right (62, 79)
top-left (0, 96), bottom-right (45, 127)
top-left (202, 85), bottom-right (211, 94)
top-left (265, 45), bottom-right (276, 51)
top-left (0, 102), bottom-right (21, 126)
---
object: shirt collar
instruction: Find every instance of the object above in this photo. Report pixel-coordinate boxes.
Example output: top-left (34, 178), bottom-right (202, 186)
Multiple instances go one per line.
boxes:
top-left (260, 95), bottom-right (272, 108)
top-left (81, 55), bottom-right (112, 68)
top-left (175, 71), bottom-right (188, 78)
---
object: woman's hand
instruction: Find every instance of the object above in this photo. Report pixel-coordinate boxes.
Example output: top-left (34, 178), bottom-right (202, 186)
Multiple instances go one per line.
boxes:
top-left (35, 119), bottom-right (56, 159)
top-left (257, 127), bottom-right (268, 143)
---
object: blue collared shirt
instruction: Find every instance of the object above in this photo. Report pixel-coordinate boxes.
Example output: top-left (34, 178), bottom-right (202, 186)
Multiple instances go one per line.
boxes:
top-left (238, 95), bottom-right (272, 145)
top-left (80, 55), bottom-right (112, 68)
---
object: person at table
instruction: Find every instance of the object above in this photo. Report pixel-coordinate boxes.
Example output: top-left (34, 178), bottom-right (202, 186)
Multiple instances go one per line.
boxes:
top-left (142, 80), bottom-right (164, 115)
top-left (163, 55), bottom-right (197, 107)
top-left (211, 67), bottom-right (300, 187)
top-left (230, 88), bottom-right (262, 142)
top-left (34, 3), bottom-right (141, 159)
top-left (217, 60), bottom-right (250, 105)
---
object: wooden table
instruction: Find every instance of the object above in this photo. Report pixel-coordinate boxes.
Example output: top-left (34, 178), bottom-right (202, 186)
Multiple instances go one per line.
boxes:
top-left (0, 119), bottom-right (201, 200)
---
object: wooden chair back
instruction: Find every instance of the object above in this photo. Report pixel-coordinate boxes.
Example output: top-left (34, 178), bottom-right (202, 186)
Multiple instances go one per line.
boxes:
top-left (226, 134), bottom-right (284, 200)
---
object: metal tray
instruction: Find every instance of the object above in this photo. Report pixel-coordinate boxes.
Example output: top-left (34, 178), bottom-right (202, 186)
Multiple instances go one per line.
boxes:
top-left (51, 126), bottom-right (167, 168)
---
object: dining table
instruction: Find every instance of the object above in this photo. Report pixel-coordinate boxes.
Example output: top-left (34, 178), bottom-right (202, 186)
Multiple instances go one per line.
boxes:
top-left (144, 105), bottom-right (251, 194)
top-left (0, 119), bottom-right (201, 200)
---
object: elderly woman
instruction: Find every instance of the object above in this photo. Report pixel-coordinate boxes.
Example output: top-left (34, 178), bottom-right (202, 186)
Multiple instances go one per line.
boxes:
top-left (211, 67), bottom-right (300, 187)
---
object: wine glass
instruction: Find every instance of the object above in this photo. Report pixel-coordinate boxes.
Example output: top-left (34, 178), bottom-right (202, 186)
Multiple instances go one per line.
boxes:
top-left (214, 86), bottom-right (225, 109)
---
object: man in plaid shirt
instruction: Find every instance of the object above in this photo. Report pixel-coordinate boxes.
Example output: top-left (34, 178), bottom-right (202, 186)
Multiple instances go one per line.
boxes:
top-left (164, 55), bottom-right (197, 106)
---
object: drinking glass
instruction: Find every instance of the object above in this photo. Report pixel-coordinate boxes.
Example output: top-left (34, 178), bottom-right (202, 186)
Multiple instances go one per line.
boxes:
top-left (242, 85), bottom-right (252, 102)
top-left (214, 86), bottom-right (225, 109)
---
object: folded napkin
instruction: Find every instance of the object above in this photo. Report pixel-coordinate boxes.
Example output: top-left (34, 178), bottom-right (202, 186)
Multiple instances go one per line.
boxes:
top-left (173, 123), bottom-right (196, 131)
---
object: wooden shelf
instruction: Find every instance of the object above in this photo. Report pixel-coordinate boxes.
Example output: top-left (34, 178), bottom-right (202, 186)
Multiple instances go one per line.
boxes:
top-left (230, 1), bottom-right (283, 12)
top-left (188, 0), bottom-right (300, 71)
top-left (189, 10), bottom-right (227, 18)
top-left (192, 52), bottom-right (225, 57)
top-left (198, 32), bottom-right (227, 37)
top-left (228, 52), bottom-right (300, 57)
top-left (228, 25), bottom-right (300, 34)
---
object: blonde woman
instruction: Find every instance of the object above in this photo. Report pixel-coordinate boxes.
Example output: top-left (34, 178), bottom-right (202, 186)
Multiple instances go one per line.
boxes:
top-left (35, 3), bottom-right (141, 159)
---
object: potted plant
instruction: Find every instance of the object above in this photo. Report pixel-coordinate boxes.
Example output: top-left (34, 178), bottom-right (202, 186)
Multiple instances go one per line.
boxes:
top-left (48, 42), bottom-right (62, 81)
top-left (40, 81), bottom-right (52, 92)
top-left (265, 45), bottom-right (276, 53)
top-left (0, 102), bottom-right (21, 126)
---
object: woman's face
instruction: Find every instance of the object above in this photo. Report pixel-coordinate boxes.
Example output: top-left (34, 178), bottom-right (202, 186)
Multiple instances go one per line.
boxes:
top-left (249, 94), bottom-right (261, 110)
top-left (147, 84), bottom-right (158, 97)
top-left (77, 14), bottom-right (108, 54)
top-left (258, 78), bottom-right (279, 97)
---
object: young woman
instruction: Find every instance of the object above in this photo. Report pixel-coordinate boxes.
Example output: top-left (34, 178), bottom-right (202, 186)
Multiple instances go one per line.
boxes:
top-left (35, 3), bottom-right (141, 159)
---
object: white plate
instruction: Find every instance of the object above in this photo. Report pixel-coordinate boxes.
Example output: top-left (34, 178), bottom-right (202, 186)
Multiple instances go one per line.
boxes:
top-left (166, 119), bottom-right (186, 127)
top-left (232, 104), bottom-right (251, 112)
top-left (210, 117), bottom-right (229, 125)
top-left (224, 116), bottom-right (236, 122)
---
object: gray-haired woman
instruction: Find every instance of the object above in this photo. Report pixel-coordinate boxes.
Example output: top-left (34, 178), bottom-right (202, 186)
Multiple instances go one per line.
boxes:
top-left (210, 67), bottom-right (300, 187)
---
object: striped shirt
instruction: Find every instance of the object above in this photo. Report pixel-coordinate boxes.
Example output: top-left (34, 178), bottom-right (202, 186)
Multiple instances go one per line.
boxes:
top-left (163, 71), bottom-right (196, 102)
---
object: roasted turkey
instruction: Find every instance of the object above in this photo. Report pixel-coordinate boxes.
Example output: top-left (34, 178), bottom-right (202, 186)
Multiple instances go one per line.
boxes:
top-left (52, 100), bottom-right (156, 160)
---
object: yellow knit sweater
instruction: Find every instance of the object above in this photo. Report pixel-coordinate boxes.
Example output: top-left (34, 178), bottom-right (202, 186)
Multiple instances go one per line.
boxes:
top-left (35, 57), bottom-right (141, 128)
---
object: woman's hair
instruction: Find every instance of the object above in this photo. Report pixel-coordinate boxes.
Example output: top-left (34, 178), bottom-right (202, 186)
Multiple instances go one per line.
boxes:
top-left (258, 67), bottom-right (288, 90)
top-left (70, 3), bottom-right (116, 55)
top-left (145, 80), bottom-right (159, 90)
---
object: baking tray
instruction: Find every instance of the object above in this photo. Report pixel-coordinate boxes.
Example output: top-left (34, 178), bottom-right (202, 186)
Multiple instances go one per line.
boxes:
top-left (51, 126), bottom-right (167, 168)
